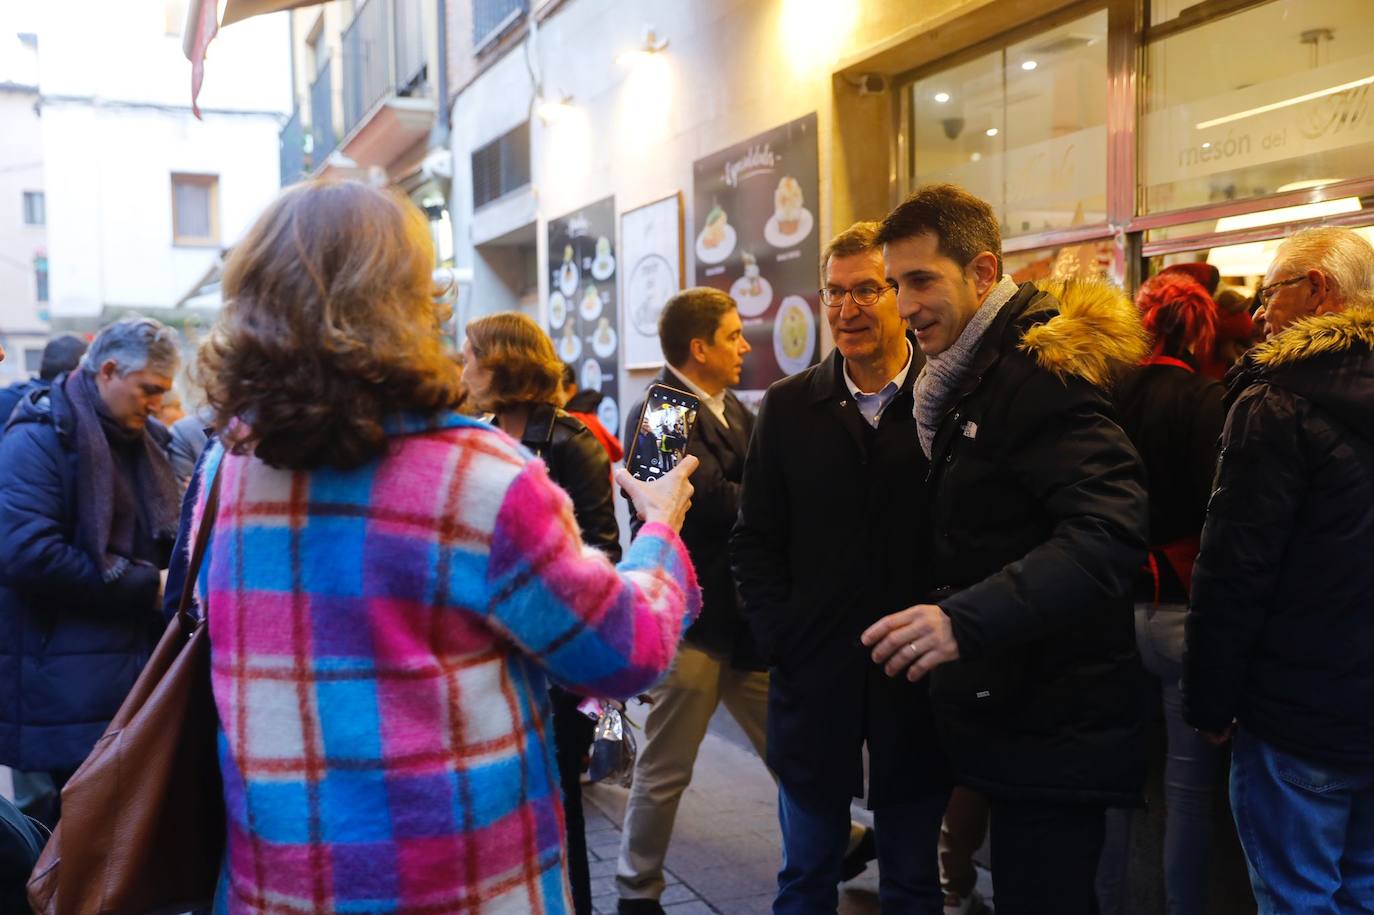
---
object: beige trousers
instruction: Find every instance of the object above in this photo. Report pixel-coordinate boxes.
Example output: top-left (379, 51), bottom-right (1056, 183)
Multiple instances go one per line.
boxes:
top-left (615, 643), bottom-right (771, 900)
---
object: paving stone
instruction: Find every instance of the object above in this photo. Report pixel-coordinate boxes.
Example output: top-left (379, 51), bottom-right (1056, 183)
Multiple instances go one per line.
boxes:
top-left (662, 902), bottom-right (716, 915)
top-left (659, 883), bottom-right (701, 905)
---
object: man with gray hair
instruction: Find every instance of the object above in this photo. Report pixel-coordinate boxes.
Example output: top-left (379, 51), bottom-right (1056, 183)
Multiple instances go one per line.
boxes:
top-left (0, 316), bottom-right (181, 827)
top-left (1185, 227), bottom-right (1374, 912)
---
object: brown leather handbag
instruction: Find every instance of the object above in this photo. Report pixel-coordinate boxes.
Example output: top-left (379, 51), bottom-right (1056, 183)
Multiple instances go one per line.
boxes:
top-left (28, 465), bottom-right (226, 915)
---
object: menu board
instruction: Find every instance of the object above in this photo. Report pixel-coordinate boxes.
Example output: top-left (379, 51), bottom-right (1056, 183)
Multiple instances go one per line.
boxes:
top-left (692, 113), bottom-right (820, 395)
top-left (547, 196), bottom-right (621, 438)
top-left (620, 193), bottom-right (684, 369)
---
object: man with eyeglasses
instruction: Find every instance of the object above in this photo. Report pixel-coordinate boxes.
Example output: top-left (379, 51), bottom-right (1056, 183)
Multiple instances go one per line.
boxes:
top-left (733, 221), bottom-right (951, 913)
top-left (1185, 227), bottom-right (1374, 913)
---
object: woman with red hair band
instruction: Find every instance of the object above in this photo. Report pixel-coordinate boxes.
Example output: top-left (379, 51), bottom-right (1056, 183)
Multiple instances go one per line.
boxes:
top-left (1101, 272), bottom-right (1229, 915)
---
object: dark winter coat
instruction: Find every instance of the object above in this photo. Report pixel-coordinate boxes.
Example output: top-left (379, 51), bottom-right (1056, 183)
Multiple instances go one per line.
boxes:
top-left (627, 368), bottom-right (760, 669)
top-left (1186, 306), bottom-right (1374, 766)
top-left (1115, 361), bottom-right (1226, 600)
top-left (0, 384), bottom-right (166, 772)
top-left (0, 379), bottom-right (45, 439)
top-left (730, 338), bottom-right (950, 808)
top-left (924, 279), bottom-right (1150, 807)
top-left (515, 402), bottom-right (621, 563)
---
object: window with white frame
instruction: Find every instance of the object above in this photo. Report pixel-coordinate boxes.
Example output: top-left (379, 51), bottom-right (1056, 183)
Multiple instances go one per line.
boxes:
top-left (171, 174), bottom-right (219, 246)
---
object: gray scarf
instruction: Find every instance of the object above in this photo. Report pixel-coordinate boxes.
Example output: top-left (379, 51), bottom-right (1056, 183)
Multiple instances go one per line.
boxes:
top-left (913, 276), bottom-right (1020, 457)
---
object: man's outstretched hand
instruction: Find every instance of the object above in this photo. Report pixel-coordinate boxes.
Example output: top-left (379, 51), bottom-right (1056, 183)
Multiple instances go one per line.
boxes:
top-left (861, 604), bottom-right (960, 681)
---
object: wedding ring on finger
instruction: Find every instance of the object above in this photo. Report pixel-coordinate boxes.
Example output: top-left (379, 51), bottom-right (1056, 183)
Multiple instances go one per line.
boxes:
top-left (906, 642), bottom-right (919, 656)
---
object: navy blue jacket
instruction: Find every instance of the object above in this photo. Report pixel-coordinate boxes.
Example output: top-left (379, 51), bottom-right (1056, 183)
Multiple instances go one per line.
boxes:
top-left (0, 383), bottom-right (164, 772)
top-left (0, 379), bottom-right (45, 440)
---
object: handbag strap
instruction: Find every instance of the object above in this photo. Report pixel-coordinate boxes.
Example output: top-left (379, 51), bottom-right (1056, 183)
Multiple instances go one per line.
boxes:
top-left (176, 456), bottom-right (225, 628)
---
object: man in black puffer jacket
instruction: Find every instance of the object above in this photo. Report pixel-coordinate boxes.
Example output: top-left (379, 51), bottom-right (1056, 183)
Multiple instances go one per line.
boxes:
top-left (1186, 227), bottom-right (1374, 914)
top-left (862, 184), bottom-right (1149, 915)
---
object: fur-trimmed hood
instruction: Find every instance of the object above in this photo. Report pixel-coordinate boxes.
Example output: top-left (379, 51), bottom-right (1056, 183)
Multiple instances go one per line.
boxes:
top-left (1235, 306), bottom-right (1374, 435)
top-left (1016, 278), bottom-right (1150, 388)
top-left (1250, 306), bottom-right (1374, 369)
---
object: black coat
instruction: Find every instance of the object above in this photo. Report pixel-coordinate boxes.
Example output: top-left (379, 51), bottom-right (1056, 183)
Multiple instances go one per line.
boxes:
top-left (625, 369), bottom-right (759, 668)
top-left (730, 340), bottom-right (949, 808)
top-left (0, 384), bottom-right (165, 772)
top-left (1186, 307), bottom-right (1374, 766)
top-left (1115, 361), bottom-right (1226, 600)
top-left (514, 403), bottom-right (621, 563)
top-left (924, 280), bottom-right (1149, 807)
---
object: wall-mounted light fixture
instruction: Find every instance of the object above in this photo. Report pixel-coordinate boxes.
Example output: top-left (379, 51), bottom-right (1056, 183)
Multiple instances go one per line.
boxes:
top-left (618, 27), bottom-right (669, 67)
top-left (535, 93), bottom-right (576, 124)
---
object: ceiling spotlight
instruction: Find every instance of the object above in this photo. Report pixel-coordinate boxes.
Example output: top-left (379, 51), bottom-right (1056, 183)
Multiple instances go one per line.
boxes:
top-left (985, 127), bottom-right (999, 137)
top-left (1021, 60), bottom-right (1038, 71)
top-left (934, 92), bottom-right (950, 103)
top-left (618, 26), bottom-right (669, 67)
top-left (970, 152), bottom-right (982, 162)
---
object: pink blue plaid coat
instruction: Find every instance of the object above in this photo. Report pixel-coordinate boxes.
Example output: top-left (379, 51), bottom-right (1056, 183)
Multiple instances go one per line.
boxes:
top-left (193, 413), bottom-right (700, 913)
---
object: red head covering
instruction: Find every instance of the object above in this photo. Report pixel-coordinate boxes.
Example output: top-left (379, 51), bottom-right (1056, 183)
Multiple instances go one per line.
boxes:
top-left (1159, 262), bottom-right (1220, 296)
top-left (1135, 272), bottom-right (1218, 363)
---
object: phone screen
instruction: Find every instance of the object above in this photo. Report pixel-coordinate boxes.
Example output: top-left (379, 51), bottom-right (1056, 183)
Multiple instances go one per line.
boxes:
top-left (626, 384), bottom-right (701, 481)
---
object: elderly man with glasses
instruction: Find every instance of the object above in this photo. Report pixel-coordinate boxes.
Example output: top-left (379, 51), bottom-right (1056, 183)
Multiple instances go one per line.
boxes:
top-left (732, 221), bottom-right (951, 914)
top-left (1185, 226), bottom-right (1374, 914)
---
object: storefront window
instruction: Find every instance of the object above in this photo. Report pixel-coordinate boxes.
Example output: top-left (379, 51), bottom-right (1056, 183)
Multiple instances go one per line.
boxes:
top-left (909, 9), bottom-right (1108, 238)
top-left (1141, 0), bottom-right (1374, 214)
top-left (1004, 238), bottom-right (1122, 287)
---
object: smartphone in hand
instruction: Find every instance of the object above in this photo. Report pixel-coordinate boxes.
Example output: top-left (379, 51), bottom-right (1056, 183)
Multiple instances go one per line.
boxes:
top-left (625, 384), bottom-right (701, 482)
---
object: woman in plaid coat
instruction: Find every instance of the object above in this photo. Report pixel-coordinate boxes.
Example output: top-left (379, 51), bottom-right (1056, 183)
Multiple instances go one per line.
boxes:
top-left (187, 180), bottom-right (701, 914)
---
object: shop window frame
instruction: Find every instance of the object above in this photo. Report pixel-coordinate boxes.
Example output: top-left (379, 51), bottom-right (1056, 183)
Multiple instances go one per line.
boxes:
top-left (1128, 0), bottom-right (1374, 250)
top-left (891, 0), bottom-right (1132, 271)
top-left (889, 0), bottom-right (1374, 292)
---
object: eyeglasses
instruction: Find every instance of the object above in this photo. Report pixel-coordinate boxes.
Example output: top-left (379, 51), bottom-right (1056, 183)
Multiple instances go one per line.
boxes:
top-left (1255, 274), bottom-right (1307, 307)
top-left (819, 283), bottom-right (895, 309)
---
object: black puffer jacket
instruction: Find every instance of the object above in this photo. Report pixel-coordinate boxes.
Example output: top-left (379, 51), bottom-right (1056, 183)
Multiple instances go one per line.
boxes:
top-left (1186, 307), bottom-right (1374, 766)
top-left (926, 279), bottom-right (1150, 806)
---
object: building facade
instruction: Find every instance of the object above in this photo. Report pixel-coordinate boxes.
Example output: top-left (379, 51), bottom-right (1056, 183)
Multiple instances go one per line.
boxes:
top-left (37, 0), bottom-right (291, 331)
top-left (444, 0), bottom-right (1374, 425)
top-left (0, 33), bottom-right (49, 385)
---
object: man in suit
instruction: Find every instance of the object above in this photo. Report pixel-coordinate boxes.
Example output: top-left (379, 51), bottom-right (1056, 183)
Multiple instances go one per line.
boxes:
top-left (732, 223), bottom-right (950, 913)
top-left (615, 286), bottom-right (765, 914)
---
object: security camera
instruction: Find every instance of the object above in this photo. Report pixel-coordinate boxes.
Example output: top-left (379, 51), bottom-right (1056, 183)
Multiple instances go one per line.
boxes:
top-left (941, 117), bottom-right (965, 140)
top-left (859, 73), bottom-right (888, 95)
top-left (845, 73), bottom-right (889, 96)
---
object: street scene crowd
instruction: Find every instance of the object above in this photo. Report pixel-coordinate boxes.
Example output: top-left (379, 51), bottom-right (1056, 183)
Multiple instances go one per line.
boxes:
top-left (0, 177), bottom-right (1371, 915)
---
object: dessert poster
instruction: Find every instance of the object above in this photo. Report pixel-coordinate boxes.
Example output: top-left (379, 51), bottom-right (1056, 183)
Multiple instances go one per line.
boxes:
top-left (547, 196), bottom-right (621, 440)
top-left (692, 112), bottom-right (820, 395)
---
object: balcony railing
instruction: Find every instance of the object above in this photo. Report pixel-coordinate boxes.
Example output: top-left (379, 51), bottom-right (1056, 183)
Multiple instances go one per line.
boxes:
top-left (310, 56), bottom-right (337, 168)
top-left (341, 0), bottom-right (429, 140)
top-left (279, 106), bottom-right (308, 186)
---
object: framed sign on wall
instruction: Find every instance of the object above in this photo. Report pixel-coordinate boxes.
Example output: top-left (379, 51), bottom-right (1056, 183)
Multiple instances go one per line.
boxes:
top-left (547, 196), bottom-right (621, 438)
top-left (619, 193), bottom-right (684, 370)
